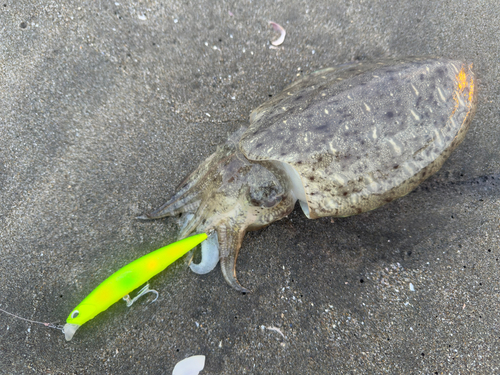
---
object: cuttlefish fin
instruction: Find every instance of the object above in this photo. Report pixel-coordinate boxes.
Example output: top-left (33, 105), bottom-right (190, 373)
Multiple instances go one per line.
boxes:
top-left (218, 224), bottom-right (250, 293)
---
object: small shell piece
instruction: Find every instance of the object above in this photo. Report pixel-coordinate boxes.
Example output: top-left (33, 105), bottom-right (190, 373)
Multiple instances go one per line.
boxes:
top-left (172, 355), bottom-right (206, 375)
top-left (269, 21), bottom-right (286, 46)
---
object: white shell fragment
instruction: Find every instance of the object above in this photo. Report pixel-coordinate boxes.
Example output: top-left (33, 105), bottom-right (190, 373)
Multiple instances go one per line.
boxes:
top-left (268, 21), bottom-right (286, 46)
top-left (172, 355), bottom-right (206, 375)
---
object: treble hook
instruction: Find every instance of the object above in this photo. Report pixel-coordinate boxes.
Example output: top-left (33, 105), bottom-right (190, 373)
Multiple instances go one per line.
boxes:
top-left (122, 284), bottom-right (159, 307)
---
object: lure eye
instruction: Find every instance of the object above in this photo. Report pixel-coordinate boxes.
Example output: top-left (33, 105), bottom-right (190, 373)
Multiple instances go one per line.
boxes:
top-left (71, 310), bottom-right (79, 319)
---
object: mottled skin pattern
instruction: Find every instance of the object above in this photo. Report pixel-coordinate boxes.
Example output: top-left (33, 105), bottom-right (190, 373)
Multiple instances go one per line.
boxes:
top-left (141, 57), bottom-right (477, 292)
top-left (242, 57), bottom-right (477, 218)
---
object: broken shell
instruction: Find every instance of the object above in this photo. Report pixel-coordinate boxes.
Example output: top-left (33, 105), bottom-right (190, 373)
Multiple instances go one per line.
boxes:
top-left (269, 21), bottom-right (286, 46)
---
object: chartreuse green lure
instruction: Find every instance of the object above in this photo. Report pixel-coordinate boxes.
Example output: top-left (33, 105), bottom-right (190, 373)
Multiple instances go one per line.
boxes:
top-left (63, 232), bottom-right (207, 341)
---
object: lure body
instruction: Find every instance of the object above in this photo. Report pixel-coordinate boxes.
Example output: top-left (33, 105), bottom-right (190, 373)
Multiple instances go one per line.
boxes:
top-left (63, 232), bottom-right (207, 341)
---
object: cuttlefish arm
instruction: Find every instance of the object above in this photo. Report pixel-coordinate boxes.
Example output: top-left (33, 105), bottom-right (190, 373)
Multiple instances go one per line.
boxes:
top-left (136, 129), bottom-right (247, 221)
top-left (217, 223), bottom-right (249, 293)
top-left (188, 224), bottom-right (249, 293)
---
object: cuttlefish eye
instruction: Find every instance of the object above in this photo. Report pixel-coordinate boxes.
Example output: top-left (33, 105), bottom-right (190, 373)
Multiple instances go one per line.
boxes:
top-left (249, 181), bottom-right (283, 208)
top-left (71, 310), bottom-right (79, 319)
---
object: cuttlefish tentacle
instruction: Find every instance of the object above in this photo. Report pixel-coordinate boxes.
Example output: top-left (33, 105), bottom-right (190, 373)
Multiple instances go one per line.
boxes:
top-left (218, 223), bottom-right (249, 293)
top-left (189, 231), bottom-right (220, 275)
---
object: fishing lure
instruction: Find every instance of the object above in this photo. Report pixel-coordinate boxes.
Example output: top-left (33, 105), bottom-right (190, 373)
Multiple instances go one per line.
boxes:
top-left (0, 233), bottom-right (207, 341)
top-left (63, 232), bottom-right (207, 340)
